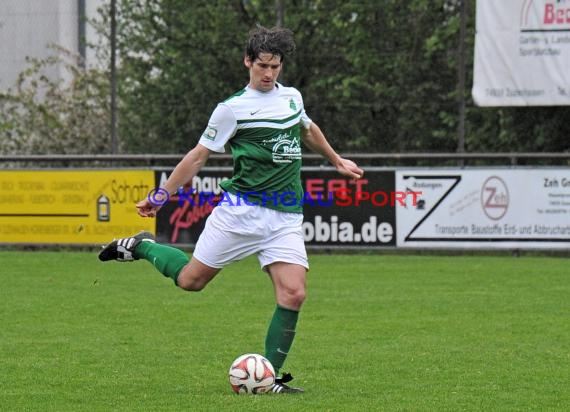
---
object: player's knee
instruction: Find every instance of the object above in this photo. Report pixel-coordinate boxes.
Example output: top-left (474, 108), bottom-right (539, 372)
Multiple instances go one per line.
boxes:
top-left (281, 287), bottom-right (306, 309)
top-left (293, 288), bottom-right (306, 306)
top-left (176, 275), bottom-right (206, 292)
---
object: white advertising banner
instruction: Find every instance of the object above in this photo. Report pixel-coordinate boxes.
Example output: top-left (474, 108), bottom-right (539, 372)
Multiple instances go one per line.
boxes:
top-left (472, 0), bottom-right (570, 106)
top-left (396, 169), bottom-right (570, 249)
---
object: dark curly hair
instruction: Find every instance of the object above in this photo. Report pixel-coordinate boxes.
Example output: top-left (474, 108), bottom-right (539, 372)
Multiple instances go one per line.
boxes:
top-left (245, 26), bottom-right (296, 63)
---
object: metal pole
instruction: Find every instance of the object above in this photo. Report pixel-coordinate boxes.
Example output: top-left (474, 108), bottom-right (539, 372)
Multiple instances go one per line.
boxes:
top-left (457, 0), bottom-right (467, 157)
top-left (276, 0), bottom-right (284, 27)
top-left (275, 0), bottom-right (284, 83)
top-left (77, 0), bottom-right (86, 68)
top-left (110, 0), bottom-right (118, 153)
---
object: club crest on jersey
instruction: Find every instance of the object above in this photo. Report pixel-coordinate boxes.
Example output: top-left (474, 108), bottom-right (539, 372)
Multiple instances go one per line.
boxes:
top-left (289, 98), bottom-right (297, 111)
top-left (202, 126), bottom-right (217, 141)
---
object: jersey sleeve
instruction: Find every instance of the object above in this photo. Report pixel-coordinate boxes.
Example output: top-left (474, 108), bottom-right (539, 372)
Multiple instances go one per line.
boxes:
top-left (198, 103), bottom-right (237, 153)
top-left (297, 90), bottom-right (312, 129)
top-left (300, 109), bottom-right (312, 129)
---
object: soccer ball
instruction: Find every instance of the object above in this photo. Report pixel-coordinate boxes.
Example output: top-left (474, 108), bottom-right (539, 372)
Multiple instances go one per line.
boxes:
top-left (228, 353), bottom-right (275, 394)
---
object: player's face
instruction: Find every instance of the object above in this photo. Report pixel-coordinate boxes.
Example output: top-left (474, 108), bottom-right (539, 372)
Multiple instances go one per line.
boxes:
top-left (245, 53), bottom-right (282, 92)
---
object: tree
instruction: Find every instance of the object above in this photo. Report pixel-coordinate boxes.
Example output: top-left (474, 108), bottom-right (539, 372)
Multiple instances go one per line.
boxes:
top-left (2, 0), bottom-right (568, 156)
top-left (0, 49), bottom-right (111, 155)
top-left (109, 0), bottom-right (471, 154)
top-left (110, 0), bottom-right (253, 153)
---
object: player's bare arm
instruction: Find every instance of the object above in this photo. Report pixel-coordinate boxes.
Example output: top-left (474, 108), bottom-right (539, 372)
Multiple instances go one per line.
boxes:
top-left (136, 144), bottom-right (211, 217)
top-left (301, 122), bottom-right (364, 180)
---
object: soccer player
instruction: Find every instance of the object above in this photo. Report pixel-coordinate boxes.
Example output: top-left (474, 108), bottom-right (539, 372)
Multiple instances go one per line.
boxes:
top-left (99, 26), bottom-right (363, 394)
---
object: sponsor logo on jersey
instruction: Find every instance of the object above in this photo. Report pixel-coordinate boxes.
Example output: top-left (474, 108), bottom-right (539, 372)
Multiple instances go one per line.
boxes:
top-left (270, 132), bottom-right (301, 163)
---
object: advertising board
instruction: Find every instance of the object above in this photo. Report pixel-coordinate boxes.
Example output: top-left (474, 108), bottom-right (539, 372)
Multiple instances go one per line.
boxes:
top-left (396, 169), bottom-right (570, 249)
top-left (0, 170), bottom-right (155, 244)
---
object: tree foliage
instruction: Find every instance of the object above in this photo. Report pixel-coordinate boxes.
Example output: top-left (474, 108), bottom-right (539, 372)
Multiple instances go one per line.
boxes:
top-left (1, 0), bottom-right (569, 155)
top-left (111, 0), bottom-right (469, 153)
top-left (0, 49), bottom-right (111, 155)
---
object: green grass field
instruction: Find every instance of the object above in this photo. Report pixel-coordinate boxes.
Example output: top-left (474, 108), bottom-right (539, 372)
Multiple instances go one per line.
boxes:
top-left (1, 251), bottom-right (569, 411)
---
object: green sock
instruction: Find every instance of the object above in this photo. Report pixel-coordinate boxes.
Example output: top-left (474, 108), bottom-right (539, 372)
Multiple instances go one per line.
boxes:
top-left (134, 241), bottom-right (189, 284)
top-left (264, 305), bottom-right (299, 376)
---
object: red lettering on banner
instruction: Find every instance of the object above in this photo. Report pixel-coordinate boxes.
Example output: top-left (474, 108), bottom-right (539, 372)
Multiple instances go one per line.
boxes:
top-left (305, 178), bottom-right (369, 200)
top-left (545, 4), bottom-right (555, 23)
top-left (350, 179), bottom-right (368, 192)
top-left (327, 179), bottom-right (346, 194)
top-left (544, 4), bottom-right (570, 24)
top-left (305, 179), bottom-right (324, 199)
top-left (168, 194), bottom-right (220, 243)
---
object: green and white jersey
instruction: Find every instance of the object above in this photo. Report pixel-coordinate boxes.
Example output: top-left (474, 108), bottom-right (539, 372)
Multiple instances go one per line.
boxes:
top-left (199, 83), bottom-right (312, 213)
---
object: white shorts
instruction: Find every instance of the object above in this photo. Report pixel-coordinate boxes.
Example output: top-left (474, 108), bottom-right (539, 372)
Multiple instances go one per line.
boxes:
top-left (193, 193), bottom-right (309, 271)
